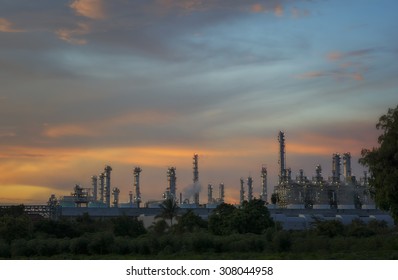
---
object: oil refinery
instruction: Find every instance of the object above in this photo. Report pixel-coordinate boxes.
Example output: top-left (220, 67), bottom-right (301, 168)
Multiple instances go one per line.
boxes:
top-left (2, 131), bottom-right (393, 229)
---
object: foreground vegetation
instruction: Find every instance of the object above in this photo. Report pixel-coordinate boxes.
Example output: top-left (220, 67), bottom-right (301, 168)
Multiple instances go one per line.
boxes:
top-left (1, 203), bottom-right (397, 259)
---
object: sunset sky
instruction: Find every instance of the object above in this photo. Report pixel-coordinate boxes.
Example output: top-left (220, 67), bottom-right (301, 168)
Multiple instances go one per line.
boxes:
top-left (0, 0), bottom-right (397, 204)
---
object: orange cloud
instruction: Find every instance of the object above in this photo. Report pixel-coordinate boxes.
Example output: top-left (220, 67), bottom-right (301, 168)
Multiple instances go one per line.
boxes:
top-left (0, 18), bottom-right (24, 33)
top-left (42, 110), bottom-right (177, 139)
top-left (43, 123), bottom-right (96, 138)
top-left (274, 4), bottom-right (284, 17)
top-left (352, 72), bottom-right (364, 81)
top-left (327, 52), bottom-right (343, 61)
top-left (0, 184), bottom-right (55, 204)
top-left (56, 22), bottom-right (90, 45)
top-left (70, 0), bottom-right (106, 20)
top-left (251, 3), bottom-right (266, 13)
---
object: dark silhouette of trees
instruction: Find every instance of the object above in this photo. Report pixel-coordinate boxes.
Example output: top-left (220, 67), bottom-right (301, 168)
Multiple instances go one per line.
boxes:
top-left (208, 203), bottom-right (237, 235)
top-left (359, 105), bottom-right (398, 222)
top-left (157, 198), bottom-right (179, 226)
top-left (112, 215), bottom-right (146, 237)
top-left (175, 210), bottom-right (207, 233)
top-left (209, 200), bottom-right (274, 235)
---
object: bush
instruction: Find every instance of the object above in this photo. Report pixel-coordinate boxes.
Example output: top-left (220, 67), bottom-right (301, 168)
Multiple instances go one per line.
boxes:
top-left (88, 232), bottom-right (115, 255)
top-left (112, 216), bottom-right (147, 238)
top-left (273, 231), bottom-right (292, 252)
top-left (0, 239), bottom-right (10, 258)
top-left (70, 236), bottom-right (90, 255)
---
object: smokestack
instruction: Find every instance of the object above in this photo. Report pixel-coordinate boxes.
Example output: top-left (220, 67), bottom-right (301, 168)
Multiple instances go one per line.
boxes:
top-left (104, 165), bottom-right (112, 208)
top-left (219, 183), bottom-right (225, 203)
top-left (343, 152), bottom-right (352, 181)
top-left (91, 175), bottom-right (98, 201)
top-left (278, 131), bottom-right (286, 183)
top-left (247, 176), bottom-right (253, 202)
top-left (207, 184), bottom-right (213, 204)
top-left (261, 166), bottom-right (268, 202)
top-left (99, 172), bottom-right (105, 203)
top-left (240, 178), bottom-right (245, 205)
top-left (133, 167), bottom-right (142, 208)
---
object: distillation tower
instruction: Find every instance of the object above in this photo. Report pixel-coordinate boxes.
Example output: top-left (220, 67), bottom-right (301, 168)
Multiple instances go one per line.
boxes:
top-left (207, 184), bottom-right (213, 204)
top-left (240, 178), bottom-right (245, 205)
top-left (99, 172), bottom-right (105, 204)
top-left (193, 154), bottom-right (200, 204)
top-left (165, 167), bottom-right (177, 200)
top-left (219, 183), bottom-right (225, 203)
top-left (247, 176), bottom-right (253, 202)
top-left (133, 167), bottom-right (142, 208)
top-left (278, 131), bottom-right (287, 184)
top-left (112, 187), bottom-right (120, 208)
top-left (91, 175), bottom-right (98, 202)
top-left (104, 165), bottom-right (112, 208)
top-left (261, 166), bottom-right (268, 203)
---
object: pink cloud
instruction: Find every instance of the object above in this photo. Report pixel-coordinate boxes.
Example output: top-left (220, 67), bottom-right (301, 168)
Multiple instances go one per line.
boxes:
top-left (70, 0), bottom-right (106, 20)
top-left (251, 3), bottom-right (266, 13)
top-left (55, 22), bottom-right (90, 45)
top-left (0, 18), bottom-right (24, 33)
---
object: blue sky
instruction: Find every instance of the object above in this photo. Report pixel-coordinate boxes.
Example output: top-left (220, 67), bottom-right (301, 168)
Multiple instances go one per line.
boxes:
top-left (0, 0), bottom-right (397, 204)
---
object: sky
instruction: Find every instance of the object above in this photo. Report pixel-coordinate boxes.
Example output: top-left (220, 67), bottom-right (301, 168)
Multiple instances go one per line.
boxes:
top-left (0, 0), bottom-right (397, 205)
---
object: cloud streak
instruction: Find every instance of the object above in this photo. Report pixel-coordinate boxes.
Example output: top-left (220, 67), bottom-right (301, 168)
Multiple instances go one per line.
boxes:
top-left (297, 48), bottom-right (376, 81)
top-left (0, 18), bottom-right (24, 32)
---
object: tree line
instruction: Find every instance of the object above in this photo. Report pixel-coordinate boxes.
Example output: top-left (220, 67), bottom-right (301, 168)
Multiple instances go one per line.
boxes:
top-left (0, 199), bottom-right (396, 259)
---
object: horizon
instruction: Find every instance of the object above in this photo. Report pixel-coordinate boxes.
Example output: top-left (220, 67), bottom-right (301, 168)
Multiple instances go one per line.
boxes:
top-left (1, 0), bottom-right (397, 205)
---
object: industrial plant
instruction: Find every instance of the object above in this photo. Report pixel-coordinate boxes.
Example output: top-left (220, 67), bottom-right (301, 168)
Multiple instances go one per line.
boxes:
top-left (54, 131), bottom-right (374, 211)
top-left (2, 131), bottom-right (393, 229)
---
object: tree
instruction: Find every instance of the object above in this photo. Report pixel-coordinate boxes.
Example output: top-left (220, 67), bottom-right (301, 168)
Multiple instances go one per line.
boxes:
top-left (157, 198), bottom-right (179, 226)
top-left (359, 105), bottom-right (398, 222)
top-left (175, 210), bottom-right (207, 233)
top-left (112, 215), bottom-right (147, 237)
top-left (209, 200), bottom-right (274, 235)
top-left (238, 199), bottom-right (274, 234)
top-left (208, 203), bottom-right (237, 235)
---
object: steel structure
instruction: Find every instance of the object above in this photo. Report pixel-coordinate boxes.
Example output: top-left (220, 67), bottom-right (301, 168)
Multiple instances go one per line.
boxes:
top-left (260, 166), bottom-right (268, 202)
top-left (133, 167), bottom-right (142, 208)
top-left (247, 176), bottom-right (253, 202)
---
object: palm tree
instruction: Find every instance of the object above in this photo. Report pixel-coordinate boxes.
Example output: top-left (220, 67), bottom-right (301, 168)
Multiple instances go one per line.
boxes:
top-left (158, 198), bottom-right (179, 226)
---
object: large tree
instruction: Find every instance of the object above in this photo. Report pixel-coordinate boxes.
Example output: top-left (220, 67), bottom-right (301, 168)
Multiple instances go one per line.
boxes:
top-left (359, 105), bottom-right (398, 222)
top-left (157, 198), bottom-right (179, 226)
